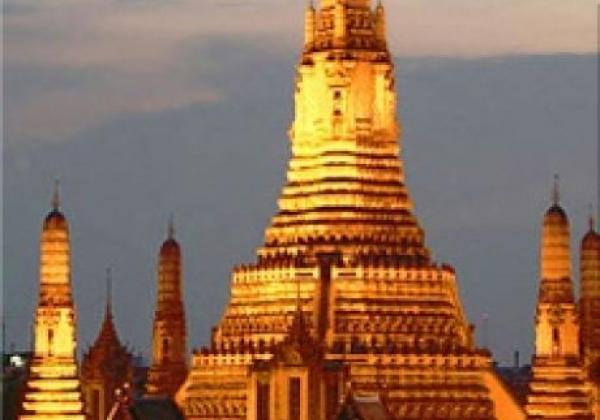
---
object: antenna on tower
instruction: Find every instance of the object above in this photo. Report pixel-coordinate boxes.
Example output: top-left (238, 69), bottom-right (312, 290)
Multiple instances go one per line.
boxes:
top-left (106, 267), bottom-right (113, 315)
top-left (552, 174), bottom-right (560, 205)
top-left (51, 179), bottom-right (60, 210)
top-left (167, 213), bottom-right (175, 239)
top-left (589, 203), bottom-right (595, 231)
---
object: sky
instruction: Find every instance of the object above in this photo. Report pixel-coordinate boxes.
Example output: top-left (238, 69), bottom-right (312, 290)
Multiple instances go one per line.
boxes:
top-left (3, 0), bottom-right (598, 365)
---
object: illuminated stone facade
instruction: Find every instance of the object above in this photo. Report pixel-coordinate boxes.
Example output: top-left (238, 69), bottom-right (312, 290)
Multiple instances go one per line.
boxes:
top-left (525, 186), bottom-right (594, 420)
top-left (146, 218), bottom-right (188, 397)
top-left (81, 270), bottom-right (134, 420)
top-left (580, 217), bottom-right (600, 420)
top-left (19, 187), bottom-right (86, 420)
top-left (176, 1), bottom-right (523, 418)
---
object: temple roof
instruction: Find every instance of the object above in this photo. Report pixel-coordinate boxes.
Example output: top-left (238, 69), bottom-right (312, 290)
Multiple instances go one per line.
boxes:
top-left (82, 270), bottom-right (132, 377)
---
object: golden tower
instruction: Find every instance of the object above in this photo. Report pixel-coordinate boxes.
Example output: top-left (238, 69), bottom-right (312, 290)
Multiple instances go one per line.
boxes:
top-left (19, 184), bottom-right (86, 420)
top-left (580, 213), bottom-right (600, 419)
top-left (525, 179), bottom-right (593, 420)
top-left (81, 269), bottom-right (134, 420)
top-left (145, 217), bottom-right (188, 397)
top-left (177, 1), bottom-right (523, 419)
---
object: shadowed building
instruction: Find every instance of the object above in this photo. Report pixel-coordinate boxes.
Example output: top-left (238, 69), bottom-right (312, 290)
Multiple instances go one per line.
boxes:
top-left (525, 181), bottom-right (594, 419)
top-left (19, 185), bottom-right (86, 420)
top-left (145, 218), bottom-right (188, 397)
top-left (580, 215), bottom-right (600, 419)
top-left (175, 1), bottom-right (523, 419)
top-left (335, 392), bottom-right (396, 420)
top-left (81, 269), bottom-right (134, 420)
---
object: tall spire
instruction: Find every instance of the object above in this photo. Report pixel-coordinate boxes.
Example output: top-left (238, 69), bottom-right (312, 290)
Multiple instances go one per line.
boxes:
top-left (527, 190), bottom-right (594, 419)
top-left (580, 201), bottom-right (600, 371)
top-left (552, 174), bottom-right (560, 205)
top-left (588, 203), bottom-right (595, 231)
top-left (20, 190), bottom-right (85, 419)
top-left (261, 0), bottom-right (425, 262)
top-left (51, 179), bottom-right (60, 211)
top-left (146, 218), bottom-right (188, 397)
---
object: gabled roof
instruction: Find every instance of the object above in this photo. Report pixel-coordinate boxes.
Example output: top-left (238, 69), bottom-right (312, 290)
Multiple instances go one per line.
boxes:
top-left (82, 271), bottom-right (133, 378)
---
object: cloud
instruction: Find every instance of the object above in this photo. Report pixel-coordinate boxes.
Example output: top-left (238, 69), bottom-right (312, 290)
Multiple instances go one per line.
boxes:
top-left (390, 0), bottom-right (595, 57)
top-left (4, 0), bottom-right (304, 143)
top-left (4, 63), bottom-right (224, 145)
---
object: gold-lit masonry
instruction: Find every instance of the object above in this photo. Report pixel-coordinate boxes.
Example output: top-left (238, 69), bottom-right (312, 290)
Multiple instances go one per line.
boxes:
top-left (175, 1), bottom-right (525, 418)
top-left (19, 185), bottom-right (86, 420)
top-left (525, 183), bottom-right (594, 420)
top-left (581, 214), bottom-right (600, 419)
top-left (146, 217), bottom-right (189, 397)
top-left (16, 1), bottom-right (599, 419)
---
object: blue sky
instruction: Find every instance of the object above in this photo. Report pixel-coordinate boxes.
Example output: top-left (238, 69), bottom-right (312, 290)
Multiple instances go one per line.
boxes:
top-left (4, 0), bottom-right (597, 365)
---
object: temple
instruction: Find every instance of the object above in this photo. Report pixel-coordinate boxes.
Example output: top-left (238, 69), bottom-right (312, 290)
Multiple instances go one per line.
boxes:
top-left (580, 211), bottom-right (600, 419)
top-left (524, 179), bottom-right (594, 419)
top-left (81, 269), bottom-right (134, 420)
top-left (145, 217), bottom-right (188, 397)
top-left (19, 184), bottom-right (86, 420)
top-left (175, 1), bottom-right (522, 418)
top-left (12, 2), bottom-right (600, 420)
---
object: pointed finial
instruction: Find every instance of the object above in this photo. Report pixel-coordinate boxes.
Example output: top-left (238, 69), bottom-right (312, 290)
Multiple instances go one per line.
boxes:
top-left (552, 174), bottom-right (560, 205)
top-left (167, 213), bottom-right (175, 239)
top-left (51, 179), bottom-right (60, 210)
top-left (106, 267), bottom-right (113, 315)
top-left (589, 203), bottom-right (596, 231)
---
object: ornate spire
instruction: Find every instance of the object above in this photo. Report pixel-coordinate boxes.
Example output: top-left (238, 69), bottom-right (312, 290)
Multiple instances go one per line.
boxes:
top-left (20, 187), bottom-right (85, 419)
top-left (51, 179), bottom-right (60, 211)
top-left (527, 184), bottom-right (594, 420)
top-left (146, 216), bottom-right (188, 397)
